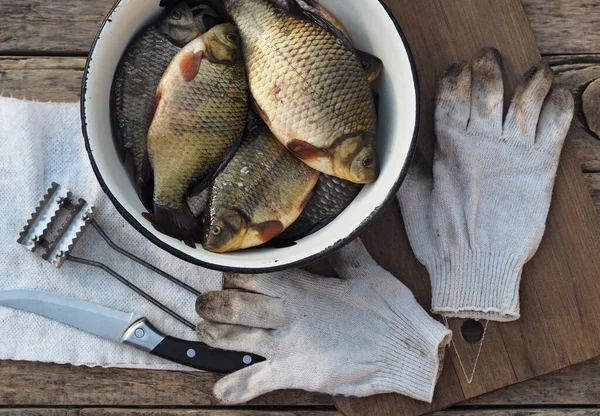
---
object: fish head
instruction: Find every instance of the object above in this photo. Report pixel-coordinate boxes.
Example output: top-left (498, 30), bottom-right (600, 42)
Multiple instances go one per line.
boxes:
top-left (159, 3), bottom-right (201, 46)
top-left (332, 132), bottom-right (379, 184)
top-left (203, 23), bottom-right (243, 63)
top-left (191, 4), bottom-right (223, 34)
top-left (203, 207), bottom-right (249, 253)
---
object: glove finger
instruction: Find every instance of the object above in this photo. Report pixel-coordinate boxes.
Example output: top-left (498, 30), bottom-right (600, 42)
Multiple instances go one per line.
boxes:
top-left (535, 87), bottom-right (574, 155)
top-left (196, 290), bottom-right (287, 329)
top-left (196, 321), bottom-right (274, 357)
top-left (213, 361), bottom-right (278, 404)
top-left (468, 48), bottom-right (504, 135)
top-left (397, 149), bottom-right (435, 262)
top-left (435, 61), bottom-right (472, 133)
top-left (504, 61), bottom-right (554, 145)
top-left (223, 272), bottom-right (286, 297)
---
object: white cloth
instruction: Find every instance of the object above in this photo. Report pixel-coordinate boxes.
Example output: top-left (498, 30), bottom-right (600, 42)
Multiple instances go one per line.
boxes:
top-left (398, 49), bottom-right (574, 322)
top-left (0, 97), bottom-right (222, 369)
top-left (195, 239), bottom-right (452, 404)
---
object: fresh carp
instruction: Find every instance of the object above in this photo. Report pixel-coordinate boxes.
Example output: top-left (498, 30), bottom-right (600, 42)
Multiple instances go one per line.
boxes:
top-left (144, 23), bottom-right (249, 247)
top-left (224, 0), bottom-right (379, 184)
top-left (204, 122), bottom-right (320, 253)
top-left (277, 174), bottom-right (362, 241)
top-left (111, 3), bottom-right (219, 210)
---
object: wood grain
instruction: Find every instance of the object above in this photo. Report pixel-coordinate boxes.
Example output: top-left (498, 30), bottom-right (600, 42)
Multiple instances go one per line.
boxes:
top-left (0, 360), bottom-right (331, 407)
top-left (433, 411), bottom-right (600, 416)
top-left (3, 410), bottom-right (600, 416)
top-left (522, 0), bottom-right (600, 55)
top-left (0, 57), bottom-right (85, 101)
top-left (1, 2), bottom-right (600, 416)
top-left (0, 411), bottom-right (340, 416)
top-left (0, 0), bottom-right (597, 56)
top-left (335, 0), bottom-right (600, 415)
top-left (468, 355), bottom-right (600, 406)
top-left (3, 55), bottom-right (600, 171)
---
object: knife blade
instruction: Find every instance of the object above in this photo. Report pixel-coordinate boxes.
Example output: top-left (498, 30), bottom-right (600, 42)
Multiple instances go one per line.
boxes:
top-left (0, 290), bottom-right (264, 373)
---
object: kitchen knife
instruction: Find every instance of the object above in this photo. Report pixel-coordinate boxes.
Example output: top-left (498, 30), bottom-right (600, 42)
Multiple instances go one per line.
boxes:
top-left (0, 290), bottom-right (264, 373)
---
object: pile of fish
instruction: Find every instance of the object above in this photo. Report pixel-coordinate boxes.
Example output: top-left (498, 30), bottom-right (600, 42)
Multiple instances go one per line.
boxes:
top-left (111, 0), bottom-right (382, 252)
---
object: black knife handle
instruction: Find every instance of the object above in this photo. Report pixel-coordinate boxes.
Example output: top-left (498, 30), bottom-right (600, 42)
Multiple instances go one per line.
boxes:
top-left (151, 336), bottom-right (265, 373)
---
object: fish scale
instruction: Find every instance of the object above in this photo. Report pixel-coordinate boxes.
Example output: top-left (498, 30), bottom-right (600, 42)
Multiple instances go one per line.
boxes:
top-left (149, 39), bottom-right (247, 211)
top-left (145, 23), bottom-right (248, 246)
top-left (226, 0), bottom-right (378, 183)
top-left (204, 123), bottom-right (320, 253)
top-left (242, 2), bottom-right (372, 140)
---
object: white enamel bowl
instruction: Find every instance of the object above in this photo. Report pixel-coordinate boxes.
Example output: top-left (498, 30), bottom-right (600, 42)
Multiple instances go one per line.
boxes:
top-left (82, 0), bottom-right (419, 272)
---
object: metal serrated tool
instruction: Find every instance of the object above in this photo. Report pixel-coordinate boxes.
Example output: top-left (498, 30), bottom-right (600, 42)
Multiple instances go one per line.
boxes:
top-left (11, 182), bottom-right (264, 373)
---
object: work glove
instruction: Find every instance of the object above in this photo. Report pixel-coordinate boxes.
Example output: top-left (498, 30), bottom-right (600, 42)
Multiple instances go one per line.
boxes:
top-left (195, 239), bottom-right (452, 404)
top-left (398, 48), bottom-right (575, 322)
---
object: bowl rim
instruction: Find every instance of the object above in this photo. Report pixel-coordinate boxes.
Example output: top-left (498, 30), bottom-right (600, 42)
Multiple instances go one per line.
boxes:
top-left (81, 0), bottom-right (420, 273)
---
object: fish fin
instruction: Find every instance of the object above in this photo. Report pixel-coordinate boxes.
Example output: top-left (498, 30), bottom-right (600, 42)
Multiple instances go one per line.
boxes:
top-left (287, 139), bottom-right (329, 161)
top-left (283, 0), bottom-right (354, 52)
top-left (143, 205), bottom-right (201, 248)
top-left (276, 216), bottom-right (333, 243)
top-left (137, 152), bottom-right (155, 212)
top-left (355, 49), bottom-right (383, 83)
top-left (300, 186), bottom-right (316, 210)
top-left (251, 97), bottom-right (270, 125)
top-left (297, 0), bottom-right (353, 41)
top-left (372, 89), bottom-right (380, 117)
top-left (109, 67), bottom-right (128, 163)
top-left (246, 110), bottom-right (260, 134)
top-left (187, 124), bottom-right (244, 202)
top-left (252, 220), bottom-right (284, 243)
top-left (179, 50), bottom-right (204, 82)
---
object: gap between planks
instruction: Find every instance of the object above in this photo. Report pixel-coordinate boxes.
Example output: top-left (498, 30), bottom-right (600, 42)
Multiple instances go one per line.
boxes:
top-left (0, 0), bottom-right (597, 55)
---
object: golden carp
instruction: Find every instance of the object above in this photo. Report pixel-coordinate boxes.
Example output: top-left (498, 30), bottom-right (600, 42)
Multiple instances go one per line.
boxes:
top-left (144, 23), bottom-right (248, 247)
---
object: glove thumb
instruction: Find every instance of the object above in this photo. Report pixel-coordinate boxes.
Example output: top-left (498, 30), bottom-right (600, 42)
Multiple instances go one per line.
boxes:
top-left (213, 362), bottom-right (277, 404)
top-left (397, 147), bottom-right (435, 260)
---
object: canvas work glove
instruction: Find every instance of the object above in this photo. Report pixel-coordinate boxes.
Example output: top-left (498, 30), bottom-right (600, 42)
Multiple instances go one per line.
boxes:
top-left (196, 239), bottom-right (452, 404)
top-left (398, 48), bottom-right (575, 322)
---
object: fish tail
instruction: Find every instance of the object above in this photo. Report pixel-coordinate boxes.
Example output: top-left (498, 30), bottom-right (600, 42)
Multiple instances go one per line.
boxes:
top-left (142, 205), bottom-right (202, 248)
top-left (136, 177), bottom-right (155, 213)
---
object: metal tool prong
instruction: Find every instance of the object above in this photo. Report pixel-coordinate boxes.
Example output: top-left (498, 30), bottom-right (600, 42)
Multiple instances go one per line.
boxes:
top-left (18, 182), bottom-right (71, 253)
top-left (18, 182), bottom-right (201, 330)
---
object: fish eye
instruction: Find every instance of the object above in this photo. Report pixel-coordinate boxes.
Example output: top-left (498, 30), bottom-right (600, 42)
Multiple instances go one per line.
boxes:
top-left (226, 32), bottom-right (238, 43)
top-left (210, 225), bottom-right (222, 236)
top-left (171, 9), bottom-right (182, 20)
top-left (362, 156), bottom-right (373, 168)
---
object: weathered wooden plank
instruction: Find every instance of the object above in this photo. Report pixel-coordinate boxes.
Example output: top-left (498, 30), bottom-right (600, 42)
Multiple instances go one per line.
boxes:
top-left (77, 410), bottom-right (341, 416)
top-left (522, 0), bottom-right (600, 55)
top-left (1, 409), bottom-right (600, 416)
top-left (0, 0), bottom-right (597, 55)
top-left (0, 56), bottom-right (85, 102)
top-left (1, 53), bottom-right (600, 411)
top-left (0, 361), bottom-right (332, 407)
top-left (7, 410), bottom-right (600, 416)
top-left (0, 411), bottom-right (340, 416)
top-left (434, 411), bottom-right (600, 416)
top-left (3, 55), bottom-right (599, 172)
top-left (0, 411), bottom-right (72, 416)
top-left (546, 55), bottom-right (600, 172)
top-left (466, 352), bottom-right (600, 406)
top-left (336, 0), bottom-right (600, 415)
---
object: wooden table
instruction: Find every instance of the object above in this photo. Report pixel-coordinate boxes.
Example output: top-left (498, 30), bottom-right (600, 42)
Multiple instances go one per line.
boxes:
top-left (1, 1), bottom-right (599, 415)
